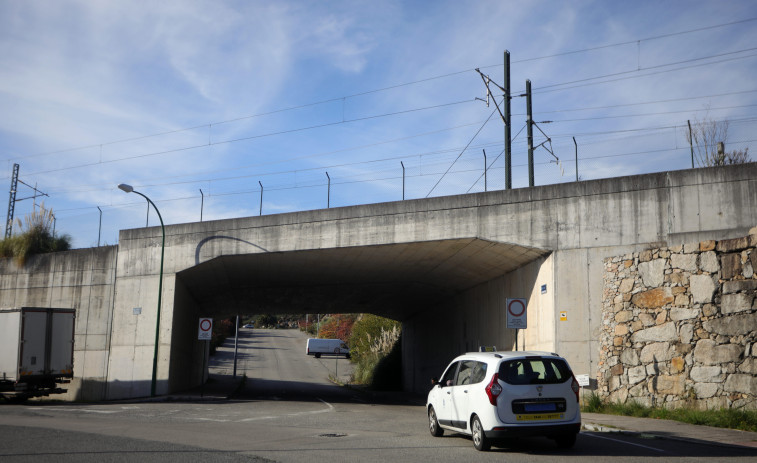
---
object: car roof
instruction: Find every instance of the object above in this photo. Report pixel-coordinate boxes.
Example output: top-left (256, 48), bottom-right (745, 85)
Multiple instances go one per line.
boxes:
top-left (452, 351), bottom-right (563, 363)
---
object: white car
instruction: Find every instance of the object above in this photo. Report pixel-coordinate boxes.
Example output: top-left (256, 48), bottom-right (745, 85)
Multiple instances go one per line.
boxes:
top-left (426, 351), bottom-right (581, 451)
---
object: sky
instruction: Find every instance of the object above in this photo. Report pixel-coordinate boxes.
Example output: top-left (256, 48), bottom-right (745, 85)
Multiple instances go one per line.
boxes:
top-left (1, 0), bottom-right (756, 248)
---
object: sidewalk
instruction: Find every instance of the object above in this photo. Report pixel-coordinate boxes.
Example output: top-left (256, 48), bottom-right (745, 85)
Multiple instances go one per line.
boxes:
top-left (161, 372), bottom-right (243, 401)
top-left (160, 337), bottom-right (246, 401)
top-left (582, 412), bottom-right (757, 449)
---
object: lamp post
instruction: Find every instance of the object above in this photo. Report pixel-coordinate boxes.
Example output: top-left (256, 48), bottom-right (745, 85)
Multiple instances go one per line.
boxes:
top-left (118, 183), bottom-right (165, 397)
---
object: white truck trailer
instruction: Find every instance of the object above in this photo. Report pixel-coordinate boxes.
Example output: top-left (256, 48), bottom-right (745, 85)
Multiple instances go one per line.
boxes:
top-left (0, 307), bottom-right (75, 401)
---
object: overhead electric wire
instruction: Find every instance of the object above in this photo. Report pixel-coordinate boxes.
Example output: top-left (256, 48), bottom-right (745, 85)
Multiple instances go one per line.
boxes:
top-left (44, 134), bottom-right (757, 220)
top-left (36, 113), bottom-right (757, 199)
top-left (535, 89), bottom-right (757, 115)
top-left (20, 98), bottom-right (475, 178)
top-left (8, 17), bottom-right (755, 164)
top-left (542, 103), bottom-right (757, 124)
top-left (531, 47), bottom-right (757, 93)
top-left (425, 106), bottom-right (499, 197)
top-left (23, 46), bottom-right (755, 182)
top-left (510, 17), bottom-right (757, 64)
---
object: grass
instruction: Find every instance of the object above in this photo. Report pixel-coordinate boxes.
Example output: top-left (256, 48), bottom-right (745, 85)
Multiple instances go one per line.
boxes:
top-left (582, 392), bottom-right (757, 432)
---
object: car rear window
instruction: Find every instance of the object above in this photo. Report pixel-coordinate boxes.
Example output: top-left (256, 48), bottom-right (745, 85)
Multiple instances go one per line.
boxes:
top-left (498, 357), bottom-right (571, 385)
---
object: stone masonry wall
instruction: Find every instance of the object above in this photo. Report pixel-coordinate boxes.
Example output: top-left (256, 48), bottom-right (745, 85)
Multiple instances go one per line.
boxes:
top-left (598, 229), bottom-right (757, 409)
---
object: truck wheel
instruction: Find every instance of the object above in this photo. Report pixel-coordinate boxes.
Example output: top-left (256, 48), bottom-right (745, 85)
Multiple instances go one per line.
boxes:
top-left (471, 415), bottom-right (491, 451)
top-left (315, 353), bottom-right (321, 359)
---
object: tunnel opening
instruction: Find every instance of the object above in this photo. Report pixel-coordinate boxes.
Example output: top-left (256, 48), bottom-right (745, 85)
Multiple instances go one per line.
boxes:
top-left (167, 238), bottom-right (551, 397)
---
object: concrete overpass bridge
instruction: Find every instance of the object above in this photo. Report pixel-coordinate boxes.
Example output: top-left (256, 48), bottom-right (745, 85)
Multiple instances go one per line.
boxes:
top-left (1, 163), bottom-right (755, 400)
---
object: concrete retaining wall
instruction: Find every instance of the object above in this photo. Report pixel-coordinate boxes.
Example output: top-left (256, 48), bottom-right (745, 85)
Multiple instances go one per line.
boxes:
top-left (0, 247), bottom-right (118, 401)
top-left (598, 231), bottom-right (757, 409)
top-left (404, 255), bottom-right (553, 393)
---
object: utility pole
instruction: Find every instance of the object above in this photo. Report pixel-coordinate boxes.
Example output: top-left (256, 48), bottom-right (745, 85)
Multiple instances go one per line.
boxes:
top-left (97, 206), bottom-right (102, 246)
top-left (199, 189), bottom-right (204, 222)
top-left (526, 79), bottom-right (535, 187)
top-left (326, 172), bottom-right (331, 209)
top-left (687, 120), bottom-right (695, 168)
top-left (5, 164), bottom-right (19, 239)
top-left (475, 51), bottom-right (512, 190)
top-left (483, 149), bottom-right (488, 192)
top-left (401, 162), bottom-right (405, 200)
top-left (259, 181), bottom-right (263, 216)
top-left (504, 50), bottom-right (512, 190)
top-left (573, 137), bottom-right (579, 182)
top-left (5, 164), bottom-right (50, 239)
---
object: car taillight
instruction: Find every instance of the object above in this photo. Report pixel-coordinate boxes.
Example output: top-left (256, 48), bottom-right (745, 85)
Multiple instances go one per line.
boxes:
top-left (571, 375), bottom-right (580, 402)
top-left (485, 373), bottom-right (502, 405)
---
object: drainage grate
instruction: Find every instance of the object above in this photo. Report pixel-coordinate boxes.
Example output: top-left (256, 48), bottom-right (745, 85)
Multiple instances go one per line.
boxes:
top-left (319, 433), bottom-right (347, 438)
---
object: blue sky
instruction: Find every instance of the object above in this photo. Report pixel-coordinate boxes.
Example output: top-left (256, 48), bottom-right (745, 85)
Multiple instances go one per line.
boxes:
top-left (1, 0), bottom-right (756, 248)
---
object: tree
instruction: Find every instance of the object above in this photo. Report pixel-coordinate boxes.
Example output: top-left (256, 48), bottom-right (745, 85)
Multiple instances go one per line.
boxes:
top-left (686, 114), bottom-right (751, 167)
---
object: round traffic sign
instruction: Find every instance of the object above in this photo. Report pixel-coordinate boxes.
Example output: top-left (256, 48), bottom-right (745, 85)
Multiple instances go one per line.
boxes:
top-left (508, 299), bottom-right (526, 317)
top-left (200, 319), bottom-right (212, 331)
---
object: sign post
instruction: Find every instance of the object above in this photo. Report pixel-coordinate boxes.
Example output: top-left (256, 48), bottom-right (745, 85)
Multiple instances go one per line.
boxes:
top-left (506, 298), bottom-right (527, 351)
top-left (198, 318), bottom-right (213, 397)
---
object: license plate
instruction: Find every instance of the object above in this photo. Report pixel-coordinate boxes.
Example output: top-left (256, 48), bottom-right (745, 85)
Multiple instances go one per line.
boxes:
top-left (524, 403), bottom-right (556, 412)
top-left (516, 413), bottom-right (565, 421)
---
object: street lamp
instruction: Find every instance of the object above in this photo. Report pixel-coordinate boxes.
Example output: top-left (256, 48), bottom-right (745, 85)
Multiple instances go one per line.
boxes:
top-left (118, 183), bottom-right (165, 397)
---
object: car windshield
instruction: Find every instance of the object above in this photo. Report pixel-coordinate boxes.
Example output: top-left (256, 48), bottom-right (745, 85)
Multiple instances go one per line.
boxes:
top-left (498, 357), bottom-right (571, 385)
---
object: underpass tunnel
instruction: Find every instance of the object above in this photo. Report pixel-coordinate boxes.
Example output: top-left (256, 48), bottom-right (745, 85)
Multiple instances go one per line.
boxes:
top-left (169, 238), bottom-right (552, 394)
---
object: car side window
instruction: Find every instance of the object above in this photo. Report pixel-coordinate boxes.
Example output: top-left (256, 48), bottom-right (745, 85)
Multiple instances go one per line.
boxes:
top-left (454, 361), bottom-right (488, 385)
top-left (455, 361), bottom-right (473, 385)
top-left (440, 362), bottom-right (459, 386)
top-left (469, 361), bottom-right (488, 384)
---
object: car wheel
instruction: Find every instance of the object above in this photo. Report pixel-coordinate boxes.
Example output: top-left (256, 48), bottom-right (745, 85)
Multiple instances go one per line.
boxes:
top-left (471, 415), bottom-right (491, 451)
top-left (428, 406), bottom-right (443, 437)
top-left (555, 433), bottom-right (577, 449)
top-left (315, 353), bottom-right (321, 359)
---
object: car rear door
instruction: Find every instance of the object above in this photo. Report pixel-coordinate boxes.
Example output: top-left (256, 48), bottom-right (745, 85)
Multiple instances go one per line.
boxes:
top-left (495, 357), bottom-right (579, 425)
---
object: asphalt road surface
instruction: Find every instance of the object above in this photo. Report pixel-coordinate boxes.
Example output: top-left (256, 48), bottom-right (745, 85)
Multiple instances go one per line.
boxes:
top-left (1, 328), bottom-right (756, 462)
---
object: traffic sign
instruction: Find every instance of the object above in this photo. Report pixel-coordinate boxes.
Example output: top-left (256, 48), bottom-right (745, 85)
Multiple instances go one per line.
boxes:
top-left (198, 318), bottom-right (213, 340)
top-left (506, 298), bottom-right (527, 329)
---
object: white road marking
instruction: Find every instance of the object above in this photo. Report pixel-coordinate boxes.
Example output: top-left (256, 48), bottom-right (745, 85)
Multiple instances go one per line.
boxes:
top-left (584, 432), bottom-right (666, 453)
top-left (27, 407), bottom-right (120, 414)
top-left (236, 398), bottom-right (335, 422)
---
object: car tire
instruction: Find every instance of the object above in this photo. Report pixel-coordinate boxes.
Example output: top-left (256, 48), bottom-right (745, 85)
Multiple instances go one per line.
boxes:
top-left (428, 406), bottom-right (443, 437)
top-left (315, 353), bottom-right (321, 358)
top-left (471, 415), bottom-right (491, 451)
top-left (555, 433), bottom-right (577, 449)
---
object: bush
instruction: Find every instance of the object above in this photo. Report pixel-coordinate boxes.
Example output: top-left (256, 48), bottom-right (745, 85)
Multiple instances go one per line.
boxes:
top-left (0, 204), bottom-right (71, 266)
top-left (349, 314), bottom-right (401, 389)
top-left (209, 318), bottom-right (236, 354)
top-left (349, 314), bottom-right (400, 360)
top-left (317, 314), bottom-right (356, 340)
top-left (255, 314), bottom-right (277, 328)
top-left (370, 333), bottom-right (402, 390)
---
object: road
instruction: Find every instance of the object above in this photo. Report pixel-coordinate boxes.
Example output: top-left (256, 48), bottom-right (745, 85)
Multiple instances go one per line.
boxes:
top-left (1, 328), bottom-right (756, 462)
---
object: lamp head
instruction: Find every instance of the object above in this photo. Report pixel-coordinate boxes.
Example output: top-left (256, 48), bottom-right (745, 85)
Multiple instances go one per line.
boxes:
top-left (118, 183), bottom-right (134, 193)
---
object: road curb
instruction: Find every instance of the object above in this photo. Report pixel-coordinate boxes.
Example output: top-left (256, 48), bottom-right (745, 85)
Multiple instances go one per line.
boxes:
top-left (582, 421), bottom-right (757, 450)
top-left (582, 422), bottom-right (627, 434)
